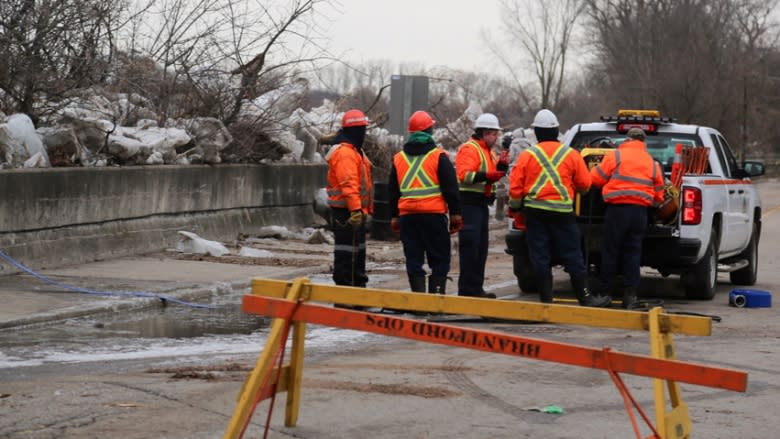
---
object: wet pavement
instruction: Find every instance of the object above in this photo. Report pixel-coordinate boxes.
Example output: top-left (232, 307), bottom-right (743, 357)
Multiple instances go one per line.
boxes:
top-left (1, 201), bottom-right (779, 438)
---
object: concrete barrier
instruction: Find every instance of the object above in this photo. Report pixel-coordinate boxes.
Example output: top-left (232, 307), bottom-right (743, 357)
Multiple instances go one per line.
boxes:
top-left (0, 164), bottom-right (327, 273)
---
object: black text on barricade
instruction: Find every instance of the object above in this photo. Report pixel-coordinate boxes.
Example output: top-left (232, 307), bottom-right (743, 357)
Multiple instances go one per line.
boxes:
top-left (365, 314), bottom-right (542, 358)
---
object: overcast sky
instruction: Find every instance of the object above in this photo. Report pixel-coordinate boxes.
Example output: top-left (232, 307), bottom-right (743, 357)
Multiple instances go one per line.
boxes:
top-left (328, 0), bottom-right (502, 73)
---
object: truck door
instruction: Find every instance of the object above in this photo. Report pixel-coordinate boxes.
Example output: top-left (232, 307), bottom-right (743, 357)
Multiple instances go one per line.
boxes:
top-left (711, 133), bottom-right (750, 253)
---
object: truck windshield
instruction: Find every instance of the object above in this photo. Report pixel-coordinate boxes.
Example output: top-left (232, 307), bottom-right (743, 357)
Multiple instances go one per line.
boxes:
top-left (569, 131), bottom-right (700, 172)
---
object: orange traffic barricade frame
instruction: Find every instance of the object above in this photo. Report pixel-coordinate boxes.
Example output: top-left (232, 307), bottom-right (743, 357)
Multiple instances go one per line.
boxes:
top-left (224, 278), bottom-right (747, 439)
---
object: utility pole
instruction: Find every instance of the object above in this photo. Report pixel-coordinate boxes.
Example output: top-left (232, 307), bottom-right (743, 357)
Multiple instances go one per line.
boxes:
top-left (742, 75), bottom-right (748, 162)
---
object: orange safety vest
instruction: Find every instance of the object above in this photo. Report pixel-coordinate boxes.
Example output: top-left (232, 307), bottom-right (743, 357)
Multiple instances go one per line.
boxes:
top-left (393, 148), bottom-right (447, 215)
top-left (591, 139), bottom-right (664, 207)
top-left (508, 142), bottom-right (590, 213)
top-left (326, 142), bottom-right (373, 214)
top-left (456, 139), bottom-right (498, 197)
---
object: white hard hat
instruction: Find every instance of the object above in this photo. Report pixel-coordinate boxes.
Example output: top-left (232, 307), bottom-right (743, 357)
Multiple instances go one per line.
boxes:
top-left (531, 109), bottom-right (559, 128)
top-left (474, 113), bottom-right (501, 130)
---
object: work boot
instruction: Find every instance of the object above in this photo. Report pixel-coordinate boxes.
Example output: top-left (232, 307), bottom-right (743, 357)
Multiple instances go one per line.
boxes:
top-left (571, 276), bottom-right (611, 308)
top-left (408, 275), bottom-right (426, 293)
top-left (428, 276), bottom-right (447, 295)
top-left (539, 276), bottom-right (554, 304)
top-left (622, 286), bottom-right (639, 310)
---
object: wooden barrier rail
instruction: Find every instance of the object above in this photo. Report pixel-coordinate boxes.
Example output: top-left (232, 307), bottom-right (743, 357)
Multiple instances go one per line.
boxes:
top-left (242, 295), bottom-right (746, 391)
top-left (250, 279), bottom-right (712, 336)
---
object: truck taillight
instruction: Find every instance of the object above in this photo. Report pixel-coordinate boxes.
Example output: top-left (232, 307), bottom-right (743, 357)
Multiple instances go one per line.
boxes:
top-left (682, 187), bottom-right (702, 225)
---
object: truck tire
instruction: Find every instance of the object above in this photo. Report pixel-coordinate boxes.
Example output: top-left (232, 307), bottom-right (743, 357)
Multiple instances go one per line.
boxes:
top-left (730, 223), bottom-right (758, 285)
top-left (683, 230), bottom-right (718, 300)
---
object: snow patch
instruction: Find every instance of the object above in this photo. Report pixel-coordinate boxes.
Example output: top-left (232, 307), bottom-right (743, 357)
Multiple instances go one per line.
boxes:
top-left (238, 247), bottom-right (274, 258)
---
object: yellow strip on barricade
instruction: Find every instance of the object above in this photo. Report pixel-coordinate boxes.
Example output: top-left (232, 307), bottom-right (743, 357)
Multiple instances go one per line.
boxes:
top-left (224, 278), bottom-right (744, 439)
top-left (248, 278), bottom-right (711, 335)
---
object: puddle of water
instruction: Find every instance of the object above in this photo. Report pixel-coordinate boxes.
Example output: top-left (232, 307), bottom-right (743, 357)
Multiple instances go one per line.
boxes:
top-left (0, 274), bottom-right (418, 370)
top-left (96, 304), bottom-right (267, 338)
top-left (66, 273), bottom-right (399, 341)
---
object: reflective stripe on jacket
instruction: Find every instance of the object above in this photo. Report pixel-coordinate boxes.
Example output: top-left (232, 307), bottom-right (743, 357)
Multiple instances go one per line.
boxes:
top-left (590, 139), bottom-right (665, 207)
top-left (455, 139), bottom-right (497, 196)
top-left (394, 148), bottom-right (447, 215)
top-left (508, 141), bottom-right (591, 213)
top-left (326, 142), bottom-right (373, 213)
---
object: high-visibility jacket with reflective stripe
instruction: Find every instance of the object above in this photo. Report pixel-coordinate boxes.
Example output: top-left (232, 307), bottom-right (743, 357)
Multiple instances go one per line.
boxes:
top-left (326, 142), bottom-right (373, 214)
top-left (508, 141), bottom-right (591, 213)
top-left (455, 138), bottom-right (498, 197)
top-left (590, 139), bottom-right (665, 207)
top-left (393, 148), bottom-right (447, 215)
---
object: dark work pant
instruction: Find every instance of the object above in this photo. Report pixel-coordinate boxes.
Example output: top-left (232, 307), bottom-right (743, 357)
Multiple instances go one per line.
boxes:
top-left (525, 213), bottom-right (586, 280)
top-left (399, 214), bottom-right (451, 277)
top-left (331, 208), bottom-right (368, 287)
top-left (600, 204), bottom-right (648, 291)
top-left (458, 204), bottom-right (489, 296)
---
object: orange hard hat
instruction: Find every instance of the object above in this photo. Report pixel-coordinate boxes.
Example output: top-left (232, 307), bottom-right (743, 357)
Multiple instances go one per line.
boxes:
top-left (407, 110), bottom-right (435, 132)
top-left (341, 109), bottom-right (369, 128)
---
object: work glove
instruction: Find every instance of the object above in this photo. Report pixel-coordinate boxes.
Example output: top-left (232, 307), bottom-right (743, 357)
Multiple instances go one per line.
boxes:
top-left (498, 149), bottom-right (510, 164)
top-left (496, 150), bottom-right (510, 172)
top-left (485, 170), bottom-right (505, 183)
top-left (501, 134), bottom-right (513, 150)
top-left (448, 214), bottom-right (464, 234)
top-left (390, 217), bottom-right (400, 233)
top-left (348, 210), bottom-right (364, 229)
top-left (512, 214), bottom-right (526, 231)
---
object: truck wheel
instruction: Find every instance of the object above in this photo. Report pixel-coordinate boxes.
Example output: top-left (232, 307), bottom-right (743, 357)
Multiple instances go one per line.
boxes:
top-left (683, 230), bottom-right (718, 300)
top-left (730, 223), bottom-right (758, 285)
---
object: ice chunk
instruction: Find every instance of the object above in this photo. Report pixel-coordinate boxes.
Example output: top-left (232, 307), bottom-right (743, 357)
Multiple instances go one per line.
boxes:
top-left (175, 231), bottom-right (230, 256)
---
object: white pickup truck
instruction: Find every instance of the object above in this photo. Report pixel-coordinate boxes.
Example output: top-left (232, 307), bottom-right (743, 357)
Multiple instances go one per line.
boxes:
top-left (505, 110), bottom-right (765, 300)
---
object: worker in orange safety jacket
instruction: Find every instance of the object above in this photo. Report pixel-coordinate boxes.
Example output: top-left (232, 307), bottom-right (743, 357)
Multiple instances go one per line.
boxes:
top-left (388, 111), bottom-right (462, 295)
top-left (326, 109), bottom-right (373, 290)
top-left (591, 127), bottom-right (665, 309)
top-left (455, 113), bottom-right (508, 298)
top-left (508, 109), bottom-right (611, 307)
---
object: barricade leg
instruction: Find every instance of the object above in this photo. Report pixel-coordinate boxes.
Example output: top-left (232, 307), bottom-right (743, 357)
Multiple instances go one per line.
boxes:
top-left (223, 278), bottom-right (307, 439)
top-left (284, 321), bottom-right (306, 426)
top-left (649, 307), bottom-right (691, 439)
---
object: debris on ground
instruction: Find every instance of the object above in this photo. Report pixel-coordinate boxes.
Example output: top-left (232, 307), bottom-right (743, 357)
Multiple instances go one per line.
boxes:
top-left (175, 231), bottom-right (230, 256)
top-left (525, 404), bottom-right (565, 414)
top-left (238, 247), bottom-right (274, 258)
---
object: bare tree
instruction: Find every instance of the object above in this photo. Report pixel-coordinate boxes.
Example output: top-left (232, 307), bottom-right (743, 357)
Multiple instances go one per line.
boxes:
top-left (0, 0), bottom-right (128, 122)
top-left (493, 0), bottom-right (587, 110)
top-left (224, 0), bottom-right (324, 125)
top-left (111, 0), bottom-right (333, 128)
top-left (584, 0), bottom-right (779, 155)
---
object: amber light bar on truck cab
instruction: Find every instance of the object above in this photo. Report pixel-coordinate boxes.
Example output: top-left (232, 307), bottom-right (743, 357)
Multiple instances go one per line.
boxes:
top-left (600, 109), bottom-right (675, 134)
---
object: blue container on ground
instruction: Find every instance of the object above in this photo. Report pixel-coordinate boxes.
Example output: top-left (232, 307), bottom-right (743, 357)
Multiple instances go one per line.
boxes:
top-left (729, 289), bottom-right (772, 308)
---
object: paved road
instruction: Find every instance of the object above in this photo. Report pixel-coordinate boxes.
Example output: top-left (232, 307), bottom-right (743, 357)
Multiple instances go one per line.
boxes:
top-left (1, 181), bottom-right (779, 438)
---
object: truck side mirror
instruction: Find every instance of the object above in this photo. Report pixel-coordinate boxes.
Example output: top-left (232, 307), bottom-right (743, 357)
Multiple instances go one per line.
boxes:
top-left (742, 161), bottom-right (765, 177)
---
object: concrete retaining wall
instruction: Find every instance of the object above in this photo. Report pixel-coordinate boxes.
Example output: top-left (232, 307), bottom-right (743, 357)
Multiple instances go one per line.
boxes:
top-left (0, 164), bottom-right (327, 273)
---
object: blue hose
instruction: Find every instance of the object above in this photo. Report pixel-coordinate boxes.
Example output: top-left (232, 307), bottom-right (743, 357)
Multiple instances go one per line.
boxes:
top-left (0, 249), bottom-right (218, 309)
